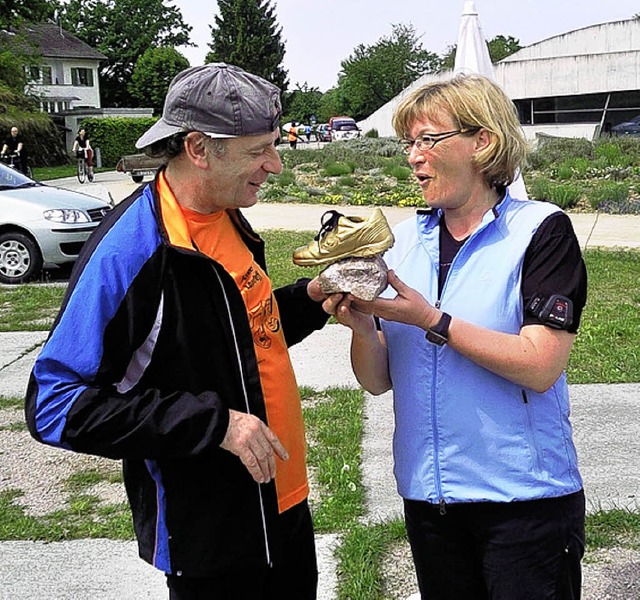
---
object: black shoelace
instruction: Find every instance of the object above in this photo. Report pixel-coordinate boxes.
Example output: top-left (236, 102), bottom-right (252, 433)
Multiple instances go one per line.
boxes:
top-left (315, 210), bottom-right (344, 241)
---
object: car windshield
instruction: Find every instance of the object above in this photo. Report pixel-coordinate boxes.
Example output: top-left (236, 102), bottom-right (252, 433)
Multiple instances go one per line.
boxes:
top-left (0, 162), bottom-right (37, 189)
top-left (335, 123), bottom-right (358, 131)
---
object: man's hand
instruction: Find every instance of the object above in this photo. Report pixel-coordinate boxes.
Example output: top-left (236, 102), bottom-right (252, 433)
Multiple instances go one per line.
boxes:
top-left (307, 277), bottom-right (329, 303)
top-left (220, 409), bottom-right (288, 484)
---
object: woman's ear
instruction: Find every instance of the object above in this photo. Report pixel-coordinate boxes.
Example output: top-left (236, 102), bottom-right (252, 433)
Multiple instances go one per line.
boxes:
top-left (474, 128), bottom-right (492, 152)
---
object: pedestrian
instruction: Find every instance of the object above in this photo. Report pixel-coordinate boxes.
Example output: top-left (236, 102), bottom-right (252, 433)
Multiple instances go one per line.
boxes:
top-left (288, 121), bottom-right (299, 149)
top-left (25, 63), bottom-right (330, 600)
top-left (324, 74), bottom-right (587, 600)
top-left (71, 127), bottom-right (94, 180)
top-left (0, 125), bottom-right (29, 174)
top-left (305, 124), bottom-right (312, 142)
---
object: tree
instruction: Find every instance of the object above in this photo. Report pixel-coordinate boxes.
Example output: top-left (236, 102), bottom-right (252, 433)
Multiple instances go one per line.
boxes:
top-left (336, 24), bottom-right (442, 121)
top-left (129, 47), bottom-right (189, 114)
top-left (0, 0), bottom-right (56, 29)
top-left (0, 0), bottom-right (57, 91)
top-left (206, 0), bottom-right (288, 93)
top-left (439, 35), bottom-right (522, 71)
top-left (58, 0), bottom-right (192, 107)
top-left (285, 83), bottom-right (323, 124)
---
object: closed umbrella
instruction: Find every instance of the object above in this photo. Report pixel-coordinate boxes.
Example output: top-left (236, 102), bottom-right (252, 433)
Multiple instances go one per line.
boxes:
top-left (453, 0), bottom-right (528, 199)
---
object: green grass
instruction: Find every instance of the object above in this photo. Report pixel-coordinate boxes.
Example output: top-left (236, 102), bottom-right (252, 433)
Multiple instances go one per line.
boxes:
top-left (567, 249), bottom-right (640, 383)
top-left (32, 165), bottom-right (111, 181)
top-left (302, 387), bottom-right (365, 532)
top-left (586, 509), bottom-right (640, 551)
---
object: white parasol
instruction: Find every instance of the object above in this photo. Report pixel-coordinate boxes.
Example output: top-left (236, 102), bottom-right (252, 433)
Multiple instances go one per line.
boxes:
top-left (453, 0), bottom-right (528, 199)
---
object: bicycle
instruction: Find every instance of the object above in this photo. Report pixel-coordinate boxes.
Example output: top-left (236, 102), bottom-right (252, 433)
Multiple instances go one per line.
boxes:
top-left (75, 148), bottom-right (93, 183)
top-left (1, 151), bottom-right (33, 179)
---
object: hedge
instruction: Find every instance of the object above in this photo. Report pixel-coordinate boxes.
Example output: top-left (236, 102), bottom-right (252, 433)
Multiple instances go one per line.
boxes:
top-left (78, 116), bottom-right (159, 168)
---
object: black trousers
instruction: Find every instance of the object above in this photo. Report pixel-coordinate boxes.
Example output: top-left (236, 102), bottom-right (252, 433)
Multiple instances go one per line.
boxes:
top-left (404, 490), bottom-right (585, 600)
top-left (166, 500), bottom-right (317, 600)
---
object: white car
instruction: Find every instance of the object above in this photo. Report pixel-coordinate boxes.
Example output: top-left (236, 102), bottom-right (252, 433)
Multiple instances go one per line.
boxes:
top-left (0, 162), bottom-right (112, 284)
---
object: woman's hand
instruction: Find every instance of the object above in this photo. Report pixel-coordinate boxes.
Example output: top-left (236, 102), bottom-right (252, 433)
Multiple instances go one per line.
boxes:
top-left (367, 270), bottom-right (439, 331)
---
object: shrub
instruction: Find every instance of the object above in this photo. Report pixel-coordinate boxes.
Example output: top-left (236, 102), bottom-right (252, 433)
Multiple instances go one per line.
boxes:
top-left (81, 116), bottom-right (158, 168)
top-left (528, 177), bottom-right (552, 201)
top-left (528, 136), bottom-right (593, 169)
top-left (383, 163), bottom-right (412, 181)
top-left (337, 175), bottom-right (357, 187)
top-left (271, 169), bottom-right (296, 187)
top-left (322, 162), bottom-right (355, 177)
top-left (546, 182), bottom-right (583, 209)
top-left (587, 181), bottom-right (629, 210)
top-left (364, 128), bottom-right (379, 138)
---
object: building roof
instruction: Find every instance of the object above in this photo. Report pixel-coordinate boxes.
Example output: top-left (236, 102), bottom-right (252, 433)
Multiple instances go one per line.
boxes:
top-left (4, 23), bottom-right (107, 61)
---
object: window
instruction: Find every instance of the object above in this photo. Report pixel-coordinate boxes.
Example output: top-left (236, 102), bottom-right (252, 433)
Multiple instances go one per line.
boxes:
top-left (27, 66), bottom-right (40, 81)
top-left (71, 68), bottom-right (94, 87)
top-left (41, 66), bottom-right (53, 85)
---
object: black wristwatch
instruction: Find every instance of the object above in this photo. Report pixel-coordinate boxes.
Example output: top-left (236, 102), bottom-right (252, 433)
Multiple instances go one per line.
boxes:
top-left (425, 312), bottom-right (452, 346)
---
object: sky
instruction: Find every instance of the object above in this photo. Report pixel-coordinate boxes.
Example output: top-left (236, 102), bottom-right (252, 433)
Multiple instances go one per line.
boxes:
top-left (174, 0), bottom-right (639, 92)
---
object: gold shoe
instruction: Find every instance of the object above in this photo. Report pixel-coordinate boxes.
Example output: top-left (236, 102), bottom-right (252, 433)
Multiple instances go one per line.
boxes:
top-left (292, 208), bottom-right (394, 266)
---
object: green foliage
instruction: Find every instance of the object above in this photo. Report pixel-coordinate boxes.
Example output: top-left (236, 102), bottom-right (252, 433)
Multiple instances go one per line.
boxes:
top-left (545, 182), bottom-right (583, 209)
top-left (586, 509), bottom-right (640, 550)
top-left (588, 181), bottom-right (630, 210)
top-left (284, 83), bottom-right (323, 124)
top-left (206, 0), bottom-right (288, 93)
top-left (58, 0), bottom-right (192, 107)
top-left (383, 163), bottom-right (412, 181)
top-left (528, 136), bottom-right (594, 170)
top-left (129, 47), bottom-right (189, 115)
top-left (0, 0), bottom-right (56, 30)
top-left (78, 116), bottom-right (158, 167)
top-left (322, 162), bottom-right (355, 177)
top-left (364, 128), bottom-right (379, 138)
top-left (337, 23), bottom-right (442, 121)
top-left (270, 168), bottom-right (296, 187)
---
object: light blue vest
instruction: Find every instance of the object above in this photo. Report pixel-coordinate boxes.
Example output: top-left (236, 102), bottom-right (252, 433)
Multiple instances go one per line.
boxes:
top-left (380, 193), bottom-right (583, 504)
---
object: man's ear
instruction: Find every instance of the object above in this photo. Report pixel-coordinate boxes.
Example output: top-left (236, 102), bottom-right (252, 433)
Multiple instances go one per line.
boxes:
top-left (183, 132), bottom-right (210, 169)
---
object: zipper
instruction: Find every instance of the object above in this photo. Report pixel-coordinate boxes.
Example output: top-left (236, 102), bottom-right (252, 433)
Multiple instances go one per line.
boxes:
top-left (429, 299), bottom-right (446, 515)
top-left (211, 265), bottom-right (272, 567)
top-left (521, 388), bottom-right (542, 474)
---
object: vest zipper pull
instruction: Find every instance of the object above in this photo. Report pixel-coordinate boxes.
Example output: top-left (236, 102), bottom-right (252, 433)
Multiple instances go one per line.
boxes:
top-left (439, 497), bottom-right (447, 515)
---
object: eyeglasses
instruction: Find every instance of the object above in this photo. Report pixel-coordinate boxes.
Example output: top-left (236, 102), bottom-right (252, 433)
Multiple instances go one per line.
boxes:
top-left (400, 128), bottom-right (480, 154)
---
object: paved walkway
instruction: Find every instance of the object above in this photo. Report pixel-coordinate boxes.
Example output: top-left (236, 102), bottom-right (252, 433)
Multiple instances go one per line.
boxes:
top-left (0, 186), bottom-right (638, 598)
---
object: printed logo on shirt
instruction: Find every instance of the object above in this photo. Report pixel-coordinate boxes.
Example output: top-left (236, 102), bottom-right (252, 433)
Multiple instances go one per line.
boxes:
top-left (249, 294), bottom-right (281, 349)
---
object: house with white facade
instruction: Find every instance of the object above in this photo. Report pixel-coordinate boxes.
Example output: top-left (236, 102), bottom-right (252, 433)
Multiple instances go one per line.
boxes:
top-left (14, 22), bottom-right (107, 114)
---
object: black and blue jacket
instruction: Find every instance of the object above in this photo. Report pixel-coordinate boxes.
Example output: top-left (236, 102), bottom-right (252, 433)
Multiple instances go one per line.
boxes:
top-left (25, 172), bottom-right (328, 576)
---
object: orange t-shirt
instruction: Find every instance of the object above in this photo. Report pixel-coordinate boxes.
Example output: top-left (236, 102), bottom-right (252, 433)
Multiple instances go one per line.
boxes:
top-left (157, 173), bottom-right (308, 513)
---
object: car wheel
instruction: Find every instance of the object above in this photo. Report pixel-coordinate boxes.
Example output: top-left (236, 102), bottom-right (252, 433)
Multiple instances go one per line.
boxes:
top-left (0, 232), bottom-right (43, 284)
top-left (132, 174), bottom-right (144, 183)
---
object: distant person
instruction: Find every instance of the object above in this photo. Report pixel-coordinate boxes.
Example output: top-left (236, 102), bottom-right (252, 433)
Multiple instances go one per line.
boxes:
top-left (26, 63), bottom-right (330, 600)
top-left (304, 124), bottom-right (312, 142)
top-left (288, 121), bottom-right (299, 149)
top-left (326, 75), bottom-right (587, 600)
top-left (1, 126), bottom-right (29, 174)
top-left (71, 127), bottom-right (94, 179)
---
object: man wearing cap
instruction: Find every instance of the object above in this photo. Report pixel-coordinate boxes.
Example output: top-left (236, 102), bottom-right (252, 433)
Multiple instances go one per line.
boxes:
top-left (25, 64), bottom-right (329, 599)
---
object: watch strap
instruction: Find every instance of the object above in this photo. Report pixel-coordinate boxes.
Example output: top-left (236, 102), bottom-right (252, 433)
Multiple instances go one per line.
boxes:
top-left (425, 312), bottom-right (451, 346)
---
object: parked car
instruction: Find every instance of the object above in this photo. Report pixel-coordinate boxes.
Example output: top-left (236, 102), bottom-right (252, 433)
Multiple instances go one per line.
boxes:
top-left (0, 162), bottom-right (112, 284)
top-left (316, 124), bottom-right (332, 142)
top-left (329, 116), bottom-right (361, 141)
top-left (611, 116), bottom-right (640, 136)
top-left (116, 153), bottom-right (165, 183)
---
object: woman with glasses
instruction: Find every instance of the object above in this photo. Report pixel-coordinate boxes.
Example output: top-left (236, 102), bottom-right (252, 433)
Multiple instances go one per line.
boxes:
top-left (325, 75), bottom-right (587, 599)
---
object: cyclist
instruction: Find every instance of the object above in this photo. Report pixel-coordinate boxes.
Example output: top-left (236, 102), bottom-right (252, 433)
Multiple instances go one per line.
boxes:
top-left (71, 127), bottom-right (94, 180)
top-left (1, 126), bottom-right (29, 175)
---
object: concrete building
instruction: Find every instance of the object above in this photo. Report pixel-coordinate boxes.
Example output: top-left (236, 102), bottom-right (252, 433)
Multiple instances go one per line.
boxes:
top-left (359, 18), bottom-right (640, 142)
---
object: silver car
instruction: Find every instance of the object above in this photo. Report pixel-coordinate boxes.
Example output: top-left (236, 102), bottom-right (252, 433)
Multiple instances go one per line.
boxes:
top-left (0, 162), bottom-right (112, 284)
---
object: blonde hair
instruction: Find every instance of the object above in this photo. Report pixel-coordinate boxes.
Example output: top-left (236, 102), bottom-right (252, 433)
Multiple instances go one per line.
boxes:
top-left (393, 75), bottom-right (526, 189)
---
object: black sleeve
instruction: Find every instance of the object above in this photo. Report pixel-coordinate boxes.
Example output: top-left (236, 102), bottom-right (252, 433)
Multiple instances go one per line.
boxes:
top-left (274, 277), bottom-right (330, 347)
top-left (521, 212), bottom-right (587, 333)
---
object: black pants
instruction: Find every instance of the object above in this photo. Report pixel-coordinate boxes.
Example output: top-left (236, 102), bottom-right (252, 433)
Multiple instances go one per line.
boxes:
top-left (404, 490), bottom-right (585, 600)
top-left (166, 500), bottom-right (317, 600)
